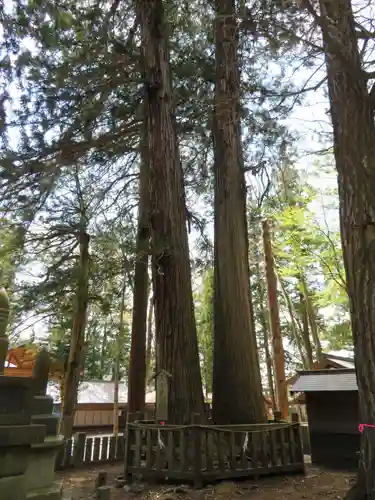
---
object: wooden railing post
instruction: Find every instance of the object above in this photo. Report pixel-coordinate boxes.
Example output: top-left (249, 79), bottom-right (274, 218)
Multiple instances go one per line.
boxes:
top-left (191, 413), bottom-right (203, 489)
top-left (274, 411), bottom-right (282, 422)
top-left (72, 432), bottom-right (87, 468)
top-left (124, 413), bottom-right (134, 483)
top-left (291, 413), bottom-right (299, 423)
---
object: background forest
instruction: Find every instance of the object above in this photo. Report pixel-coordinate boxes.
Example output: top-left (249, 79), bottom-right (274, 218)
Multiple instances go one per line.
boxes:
top-left (0, 0), bottom-right (370, 435)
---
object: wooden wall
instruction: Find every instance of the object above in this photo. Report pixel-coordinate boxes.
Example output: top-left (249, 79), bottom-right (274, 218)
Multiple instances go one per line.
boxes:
top-left (306, 391), bottom-right (359, 469)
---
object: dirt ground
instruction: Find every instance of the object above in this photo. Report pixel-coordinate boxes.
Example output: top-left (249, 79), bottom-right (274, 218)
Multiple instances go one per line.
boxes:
top-left (58, 461), bottom-right (356, 500)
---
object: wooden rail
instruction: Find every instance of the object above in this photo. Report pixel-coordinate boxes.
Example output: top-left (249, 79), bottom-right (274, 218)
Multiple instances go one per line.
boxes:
top-left (124, 421), bottom-right (305, 487)
top-left (55, 433), bottom-right (126, 470)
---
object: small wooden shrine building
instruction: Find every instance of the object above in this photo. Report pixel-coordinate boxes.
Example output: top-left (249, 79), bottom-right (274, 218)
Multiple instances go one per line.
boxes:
top-left (291, 368), bottom-right (359, 470)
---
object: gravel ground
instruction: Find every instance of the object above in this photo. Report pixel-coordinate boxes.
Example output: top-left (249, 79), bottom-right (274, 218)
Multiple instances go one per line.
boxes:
top-left (57, 461), bottom-right (356, 500)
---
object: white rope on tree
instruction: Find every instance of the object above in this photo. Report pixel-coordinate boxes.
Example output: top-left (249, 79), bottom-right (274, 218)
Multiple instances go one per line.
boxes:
top-left (243, 432), bottom-right (249, 451)
top-left (157, 428), bottom-right (165, 449)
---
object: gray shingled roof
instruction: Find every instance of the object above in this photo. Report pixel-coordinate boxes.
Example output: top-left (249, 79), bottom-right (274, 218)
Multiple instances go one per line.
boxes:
top-left (291, 369), bottom-right (357, 392)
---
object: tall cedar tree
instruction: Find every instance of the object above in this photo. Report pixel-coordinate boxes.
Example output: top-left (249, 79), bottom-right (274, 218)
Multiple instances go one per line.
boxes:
top-left (127, 104), bottom-right (150, 414)
top-left (305, 0), bottom-right (375, 497)
top-left (262, 219), bottom-right (288, 419)
top-left (60, 229), bottom-right (90, 438)
top-left (135, 0), bottom-right (206, 423)
top-left (212, 0), bottom-right (266, 424)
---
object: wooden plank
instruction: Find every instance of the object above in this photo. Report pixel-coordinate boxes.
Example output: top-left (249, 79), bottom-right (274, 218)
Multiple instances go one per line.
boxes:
top-left (116, 436), bottom-right (125, 460)
top-left (260, 430), bottom-right (269, 468)
top-left (293, 424), bottom-right (304, 463)
top-left (72, 433), bottom-right (86, 468)
top-left (192, 424), bottom-right (203, 488)
top-left (278, 427), bottom-right (288, 465)
top-left (93, 437), bottom-right (101, 462)
top-left (206, 431), bottom-right (214, 473)
top-left (240, 432), bottom-right (248, 470)
top-left (146, 429), bottom-right (153, 469)
top-left (84, 437), bottom-right (93, 463)
top-left (250, 432), bottom-right (259, 468)
top-left (269, 428), bottom-right (279, 466)
top-left (179, 429), bottom-right (186, 472)
top-left (166, 430), bottom-right (174, 471)
top-left (229, 431), bottom-right (236, 470)
top-left (289, 425), bottom-right (296, 464)
top-left (155, 428), bottom-right (163, 471)
top-left (64, 438), bottom-right (73, 467)
top-left (101, 437), bottom-right (109, 461)
top-left (217, 431), bottom-right (226, 473)
top-left (108, 436), bottom-right (116, 461)
top-left (134, 429), bottom-right (142, 469)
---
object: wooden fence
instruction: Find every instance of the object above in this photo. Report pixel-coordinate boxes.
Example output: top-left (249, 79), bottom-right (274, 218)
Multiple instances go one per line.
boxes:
top-left (124, 421), bottom-right (305, 487)
top-left (55, 433), bottom-right (126, 470)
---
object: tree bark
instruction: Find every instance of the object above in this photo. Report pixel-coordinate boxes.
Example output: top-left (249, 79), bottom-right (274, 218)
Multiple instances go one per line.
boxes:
top-left (145, 292), bottom-right (154, 384)
top-left (312, 0), bottom-right (375, 498)
top-left (212, 0), bottom-right (266, 425)
top-left (300, 277), bottom-right (323, 363)
top-left (254, 248), bottom-right (277, 412)
top-left (99, 321), bottom-right (108, 377)
top-left (278, 278), bottom-right (308, 370)
top-left (262, 220), bottom-right (288, 420)
top-left (114, 275), bottom-right (126, 442)
top-left (299, 291), bottom-right (314, 368)
top-left (127, 106), bottom-right (150, 415)
top-left (60, 230), bottom-right (90, 438)
top-left (136, 0), bottom-right (206, 424)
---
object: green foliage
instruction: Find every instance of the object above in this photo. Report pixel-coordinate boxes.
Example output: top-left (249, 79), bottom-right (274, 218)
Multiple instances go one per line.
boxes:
top-left (195, 268), bottom-right (214, 397)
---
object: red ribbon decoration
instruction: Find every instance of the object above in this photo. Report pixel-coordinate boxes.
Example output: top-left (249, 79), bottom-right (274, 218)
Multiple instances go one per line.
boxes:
top-left (358, 424), bottom-right (375, 433)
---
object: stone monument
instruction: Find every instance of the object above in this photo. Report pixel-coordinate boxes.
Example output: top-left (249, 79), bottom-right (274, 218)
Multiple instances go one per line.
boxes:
top-left (25, 348), bottom-right (65, 499)
top-left (0, 289), bottom-right (47, 500)
top-left (0, 288), bottom-right (68, 500)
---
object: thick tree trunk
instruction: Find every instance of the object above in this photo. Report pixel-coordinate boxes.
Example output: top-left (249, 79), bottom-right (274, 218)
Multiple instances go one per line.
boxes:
top-left (212, 0), bottom-right (266, 425)
top-left (60, 230), bottom-right (90, 438)
top-left (127, 109), bottom-right (150, 415)
top-left (136, 0), bottom-right (206, 424)
top-left (299, 291), bottom-right (314, 368)
top-left (262, 220), bottom-right (288, 420)
top-left (313, 0), bottom-right (375, 498)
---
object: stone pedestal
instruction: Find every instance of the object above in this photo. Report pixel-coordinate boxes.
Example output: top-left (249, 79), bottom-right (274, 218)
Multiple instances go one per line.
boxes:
top-left (25, 353), bottom-right (66, 500)
top-left (0, 377), bottom-right (46, 500)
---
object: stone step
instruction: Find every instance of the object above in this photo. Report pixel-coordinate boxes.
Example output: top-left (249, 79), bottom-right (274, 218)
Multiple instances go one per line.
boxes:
top-left (26, 483), bottom-right (63, 500)
top-left (31, 415), bottom-right (59, 436)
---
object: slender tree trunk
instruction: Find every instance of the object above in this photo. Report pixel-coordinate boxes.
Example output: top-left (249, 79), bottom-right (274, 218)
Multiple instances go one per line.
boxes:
top-left (312, 1), bottom-right (375, 498)
top-left (299, 291), bottom-right (314, 368)
top-left (99, 321), bottom-right (108, 377)
top-left (60, 230), bottom-right (90, 438)
top-left (136, 0), bottom-right (206, 424)
top-left (254, 249), bottom-right (276, 412)
top-left (278, 278), bottom-right (308, 369)
top-left (262, 220), bottom-right (288, 420)
top-left (300, 277), bottom-right (323, 363)
top-left (128, 106), bottom-right (150, 415)
top-left (212, 0), bottom-right (266, 425)
top-left (145, 292), bottom-right (154, 384)
top-left (114, 275), bottom-right (126, 442)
